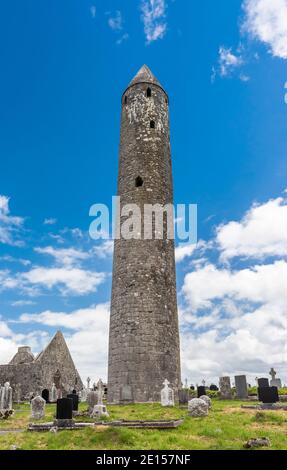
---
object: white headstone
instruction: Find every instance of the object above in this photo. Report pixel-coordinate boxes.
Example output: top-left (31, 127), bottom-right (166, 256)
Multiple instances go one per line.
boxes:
top-left (161, 379), bottom-right (175, 407)
top-left (51, 383), bottom-right (57, 403)
top-left (0, 382), bottom-right (13, 410)
top-left (80, 388), bottom-right (88, 402)
top-left (31, 395), bottom-right (46, 420)
top-left (90, 378), bottom-right (109, 419)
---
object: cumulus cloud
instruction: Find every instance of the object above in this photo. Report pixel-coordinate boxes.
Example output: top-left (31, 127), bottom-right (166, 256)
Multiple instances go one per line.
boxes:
top-left (22, 267), bottom-right (106, 296)
top-left (182, 260), bottom-right (287, 311)
top-left (141, 0), bottom-right (167, 43)
top-left (0, 195), bottom-right (24, 246)
top-left (175, 243), bottom-right (197, 263)
top-left (180, 192), bottom-right (287, 385)
top-left (242, 0), bottom-right (287, 59)
top-left (216, 196), bottom-right (287, 260)
top-left (35, 246), bottom-right (89, 267)
top-left (19, 303), bottom-right (110, 380)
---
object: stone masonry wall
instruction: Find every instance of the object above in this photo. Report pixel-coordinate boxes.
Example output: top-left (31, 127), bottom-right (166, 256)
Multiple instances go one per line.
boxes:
top-left (107, 78), bottom-right (181, 403)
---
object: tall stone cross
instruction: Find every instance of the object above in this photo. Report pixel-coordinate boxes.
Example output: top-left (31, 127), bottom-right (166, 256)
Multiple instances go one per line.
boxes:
top-left (269, 368), bottom-right (276, 381)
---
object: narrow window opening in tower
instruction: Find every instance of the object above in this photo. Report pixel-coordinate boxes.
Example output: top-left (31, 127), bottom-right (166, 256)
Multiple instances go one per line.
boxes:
top-left (150, 120), bottom-right (155, 129)
top-left (135, 176), bottom-right (143, 188)
top-left (124, 96), bottom-right (128, 105)
top-left (147, 87), bottom-right (152, 97)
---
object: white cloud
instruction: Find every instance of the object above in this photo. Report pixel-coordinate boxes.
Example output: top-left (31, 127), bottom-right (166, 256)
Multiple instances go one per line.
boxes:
top-left (175, 243), bottom-right (197, 263)
top-left (0, 318), bottom-right (50, 366)
top-left (43, 218), bottom-right (57, 226)
top-left (141, 0), bottom-right (167, 43)
top-left (116, 33), bottom-right (129, 45)
top-left (35, 246), bottom-right (89, 267)
top-left (218, 46), bottom-right (244, 77)
top-left (0, 195), bottom-right (24, 246)
top-left (0, 255), bottom-right (31, 266)
top-left (242, 0), bottom-right (287, 59)
top-left (178, 191), bottom-right (287, 384)
top-left (108, 10), bottom-right (123, 31)
top-left (182, 260), bottom-right (287, 311)
top-left (22, 267), bottom-right (106, 296)
top-left (92, 240), bottom-right (114, 259)
top-left (11, 300), bottom-right (36, 307)
top-left (180, 261), bottom-right (287, 384)
top-left (18, 303), bottom-right (110, 380)
top-left (0, 321), bottom-right (13, 337)
top-left (216, 196), bottom-right (287, 260)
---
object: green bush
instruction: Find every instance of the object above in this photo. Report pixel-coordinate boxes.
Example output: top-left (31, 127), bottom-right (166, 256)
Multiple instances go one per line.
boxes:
top-left (206, 390), bottom-right (219, 399)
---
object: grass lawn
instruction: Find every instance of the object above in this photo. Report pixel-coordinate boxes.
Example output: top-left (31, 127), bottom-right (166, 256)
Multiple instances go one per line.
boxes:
top-left (1, 400), bottom-right (287, 450)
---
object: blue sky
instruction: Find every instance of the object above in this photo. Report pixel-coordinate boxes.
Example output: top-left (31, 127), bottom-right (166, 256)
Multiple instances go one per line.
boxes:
top-left (1, 0), bottom-right (287, 386)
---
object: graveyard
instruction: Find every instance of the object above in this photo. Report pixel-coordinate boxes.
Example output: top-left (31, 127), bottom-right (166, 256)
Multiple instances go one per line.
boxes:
top-left (1, 389), bottom-right (287, 450)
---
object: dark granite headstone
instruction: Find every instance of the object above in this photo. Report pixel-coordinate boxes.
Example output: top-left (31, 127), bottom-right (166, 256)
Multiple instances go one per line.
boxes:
top-left (257, 378), bottom-right (269, 388)
top-left (209, 384), bottom-right (219, 391)
top-left (197, 386), bottom-right (206, 398)
top-left (67, 393), bottom-right (79, 411)
top-left (56, 398), bottom-right (73, 419)
top-left (178, 389), bottom-right (189, 404)
top-left (258, 387), bottom-right (279, 404)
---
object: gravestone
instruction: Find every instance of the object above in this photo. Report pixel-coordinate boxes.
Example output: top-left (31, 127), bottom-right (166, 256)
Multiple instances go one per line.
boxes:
top-left (178, 389), bottom-right (190, 404)
top-left (197, 386), bottom-right (206, 398)
top-left (80, 388), bottom-right (88, 402)
top-left (15, 384), bottom-right (21, 404)
top-left (91, 379), bottom-right (109, 419)
top-left (50, 383), bottom-right (57, 403)
top-left (219, 376), bottom-right (232, 399)
top-left (161, 379), bottom-right (175, 407)
top-left (87, 377), bottom-right (91, 390)
top-left (188, 398), bottom-right (209, 417)
top-left (120, 385), bottom-right (133, 402)
top-left (31, 396), bottom-right (45, 420)
top-left (200, 395), bottom-right (212, 409)
top-left (258, 387), bottom-right (279, 404)
top-left (235, 375), bottom-right (248, 399)
top-left (269, 368), bottom-right (282, 389)
top-left (0, 382), bottom-right (13, 410)
top-left (257, 378), bottom-right (269, 388)
top-left (56, 398), bottom-right (73, 419)
top-left (209, 384), bottom-right (219, 391)
top-left (87, 390), bottom-right (98, 414)
top-left (67, 393), bottom-right (79, 411)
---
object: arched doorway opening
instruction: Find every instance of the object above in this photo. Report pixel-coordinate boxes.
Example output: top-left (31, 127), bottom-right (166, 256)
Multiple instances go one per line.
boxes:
top-left (42, 389), bottom-right (49, 402)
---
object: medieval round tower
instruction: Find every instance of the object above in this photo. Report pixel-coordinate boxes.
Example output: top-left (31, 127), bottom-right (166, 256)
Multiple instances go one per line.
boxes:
top-left (107, 65), bottom-right (181, 403)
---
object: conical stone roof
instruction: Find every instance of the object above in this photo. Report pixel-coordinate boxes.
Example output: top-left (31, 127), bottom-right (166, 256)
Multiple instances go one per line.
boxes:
top-left (127, 64), bottom-right (164, 90)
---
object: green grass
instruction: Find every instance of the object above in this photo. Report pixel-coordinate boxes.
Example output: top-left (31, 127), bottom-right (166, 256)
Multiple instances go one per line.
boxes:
top-left (1, 400), bottom-right (287, 450)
